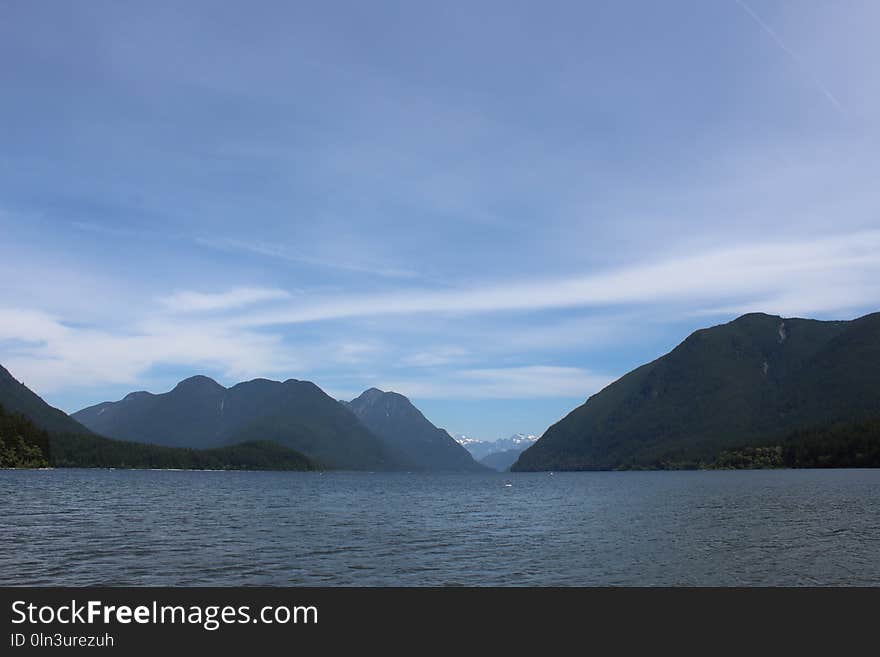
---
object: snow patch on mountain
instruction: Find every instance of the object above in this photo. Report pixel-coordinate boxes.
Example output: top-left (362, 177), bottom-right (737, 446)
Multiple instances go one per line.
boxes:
top-left (454, 433), bottom-right (538, 460)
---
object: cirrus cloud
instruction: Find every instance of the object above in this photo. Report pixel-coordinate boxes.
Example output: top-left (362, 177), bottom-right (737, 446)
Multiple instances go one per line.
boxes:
top-left (159, 286), bottom-right (290, 313)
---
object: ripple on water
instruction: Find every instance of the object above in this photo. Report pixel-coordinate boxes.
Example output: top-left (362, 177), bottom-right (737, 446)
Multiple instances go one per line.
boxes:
top-left (1, 468), bottom-right (879, 586)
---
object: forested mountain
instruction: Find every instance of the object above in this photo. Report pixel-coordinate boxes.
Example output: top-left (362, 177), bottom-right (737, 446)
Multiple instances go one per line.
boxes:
top-left (514, 312), bottom-right (880, 471)
top-left (74, 376), bottom-right (407, 470)
top-left (346, 388), bottom-right (487, 471)
top-left (0, 364), bottom-right (91, 435)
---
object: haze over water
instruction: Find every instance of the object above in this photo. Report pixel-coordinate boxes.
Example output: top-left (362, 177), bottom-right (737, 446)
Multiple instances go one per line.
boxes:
top-left (2, 469), bottom-right (878, 586)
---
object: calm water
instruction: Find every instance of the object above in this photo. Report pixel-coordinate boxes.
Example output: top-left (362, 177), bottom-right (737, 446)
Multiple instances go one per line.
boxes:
top-left (2, 468), bottom-right (879, 586)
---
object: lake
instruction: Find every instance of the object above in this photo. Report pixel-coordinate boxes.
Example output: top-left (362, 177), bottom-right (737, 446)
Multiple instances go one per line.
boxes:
top-left (2, 468), bottom-right (878, 586)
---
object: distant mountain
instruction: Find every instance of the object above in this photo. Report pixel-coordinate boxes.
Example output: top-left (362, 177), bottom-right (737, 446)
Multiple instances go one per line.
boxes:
top-left (453, 434), bottom-right (487, 454)
top-left (513, 312), bottom-right (880, 471)
top-left (479, 448), bottom-right (526, 472)
top-left (74, 376), bottom-right (406, 470)
top-left (0, 364), bottom-right (91, 435)
top-left (346, 388), bottom-right (487, 471)
top-left (456, 433), bottom-right (538, 461)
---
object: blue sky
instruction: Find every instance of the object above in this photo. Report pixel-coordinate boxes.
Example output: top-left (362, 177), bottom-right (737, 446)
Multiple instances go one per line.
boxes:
top-left (1, 0), bottom-right (878, 440)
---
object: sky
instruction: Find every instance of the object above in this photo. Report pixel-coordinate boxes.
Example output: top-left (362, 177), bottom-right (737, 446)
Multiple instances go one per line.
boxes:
top-left (1, 0), bottom-right (878, 441)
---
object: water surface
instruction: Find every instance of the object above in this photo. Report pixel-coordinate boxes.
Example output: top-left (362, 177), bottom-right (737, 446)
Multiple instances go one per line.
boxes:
top-left (2, 468), bottom-right (878, 585)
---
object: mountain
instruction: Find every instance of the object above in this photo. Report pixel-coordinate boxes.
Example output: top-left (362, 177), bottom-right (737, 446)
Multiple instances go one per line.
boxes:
top-left (0, 369), bottom-right (316, 471)
top-left (0, 364), bottom-right (91, 435)
top-left (74, 376), bottom-right (406, 470)
top-left (479, 448), bottom-right (526, 472)
top-left (457, 433), bottom-right (538, 461)
top-left (513, 312), bottom-right (880, 471)
top-left (346, 388), bottom-right (487, 471)
top-left (453, 434), bottom-right (488, 456)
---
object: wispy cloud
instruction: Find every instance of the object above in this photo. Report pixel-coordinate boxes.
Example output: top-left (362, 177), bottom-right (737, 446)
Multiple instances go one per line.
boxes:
top-left (0, 305), bottom-right (392, 398)
top-left (71, 221), bottom-right (142, 238)
top-left (228, 231), bottom-right (880, 327)
top-left (400, 346), bottom-right (470, 368)
top-left (734, 0), bottom-right (847, 116)
top-left (0, 309), bottom-right (68, 343)
top-left (3, 230), bottom-right (877, 404)
top-left (0, 308), bottom-right (296, 394)
top-left (195, 236), bottom-right (422, 280)
top-left (159, 287), bottom-right (290, 313)
top-left (377, 366), bottom-right (612, 400)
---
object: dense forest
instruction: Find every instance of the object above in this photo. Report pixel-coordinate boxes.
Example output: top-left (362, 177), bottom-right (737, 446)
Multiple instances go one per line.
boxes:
top-left (712, 418), bottom-right (880, 469)
top-left (50, 433), bottom-right (318, 470)
top-left (0, 403), bottom-right (51, 468)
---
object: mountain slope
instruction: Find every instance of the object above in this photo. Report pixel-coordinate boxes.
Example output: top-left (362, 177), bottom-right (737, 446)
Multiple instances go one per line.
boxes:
top-left (347, 388), bottom-right (487, 471)
top-left (513, 312), bottom-right (880, 471)
top-left (0, 364), bottom-right (91, 435)
top-left (74, 376), bottom-right (406, 470)
top-left (479, 448), bottom-right (525, 472)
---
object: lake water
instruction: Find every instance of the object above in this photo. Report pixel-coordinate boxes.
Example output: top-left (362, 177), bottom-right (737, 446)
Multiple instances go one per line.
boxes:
top-left (2, 468), bottom-right (879, 586)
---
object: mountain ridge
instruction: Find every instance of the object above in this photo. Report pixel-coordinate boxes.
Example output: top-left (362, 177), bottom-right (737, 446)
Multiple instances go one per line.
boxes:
top-left (0, 364), bottom-right (92, 435)
top-left (74, 376), bottom-right (407, 470)
top-left (513, 311), bottom-right (880, 471)
top-left (346, 388), bottom-right (487, 472)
